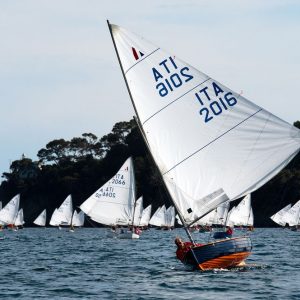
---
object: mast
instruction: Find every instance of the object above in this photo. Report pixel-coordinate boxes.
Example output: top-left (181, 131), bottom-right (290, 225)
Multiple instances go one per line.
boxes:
top-left (107, 20), bottom-right (195, 244)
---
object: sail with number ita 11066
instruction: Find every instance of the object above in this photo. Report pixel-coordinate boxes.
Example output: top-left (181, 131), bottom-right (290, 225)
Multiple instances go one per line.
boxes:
top-left (0, 194), bottom-right (20, 225)
top-left (80, 157), bottom-right (136, 226)
top-left (108, 23), bottom-right (300, 225)
top-left (33, 209), bottom-right (47, 227)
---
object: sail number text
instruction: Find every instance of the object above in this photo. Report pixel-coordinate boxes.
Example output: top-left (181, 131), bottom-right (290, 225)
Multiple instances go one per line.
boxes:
top-left (195, 82), bottom-right (238, 123)
top-left (96, 186), bottom-right (116, 198)
top-left (152, 57), bottom-right (193, 97)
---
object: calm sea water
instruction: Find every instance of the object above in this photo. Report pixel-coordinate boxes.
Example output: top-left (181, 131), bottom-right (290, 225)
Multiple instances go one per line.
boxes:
top-left (0, 228), bottom-right (299, 299)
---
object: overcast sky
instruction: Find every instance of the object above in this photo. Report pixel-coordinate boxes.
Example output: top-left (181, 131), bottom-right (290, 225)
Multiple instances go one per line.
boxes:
top-left (0, 0), bottom-right (299, 176)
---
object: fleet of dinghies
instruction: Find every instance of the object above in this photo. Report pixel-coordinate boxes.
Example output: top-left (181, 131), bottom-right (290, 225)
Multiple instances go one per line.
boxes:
top-left (271, 201), bottom-right (300, 230)
top-left (149, 205), bottom-right (175, 229)
top-left (107, 20), bottom-right (300, 270)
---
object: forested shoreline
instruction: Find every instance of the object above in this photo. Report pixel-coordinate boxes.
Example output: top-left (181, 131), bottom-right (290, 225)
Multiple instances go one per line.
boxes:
top-left (1, 119), bottom-right (300, 227)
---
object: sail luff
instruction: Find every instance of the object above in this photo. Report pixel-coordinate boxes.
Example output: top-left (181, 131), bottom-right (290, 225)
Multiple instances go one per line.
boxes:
top-left (107, 21), bottom-right (195, 243)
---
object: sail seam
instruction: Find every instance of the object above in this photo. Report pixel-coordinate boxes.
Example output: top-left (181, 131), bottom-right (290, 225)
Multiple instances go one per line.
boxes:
top-left (163, 108), bottom-right (263, 175)
top-left (143, 78), bottom-right (211, 125)
top-left (125, 48), bottom-right (160, 74)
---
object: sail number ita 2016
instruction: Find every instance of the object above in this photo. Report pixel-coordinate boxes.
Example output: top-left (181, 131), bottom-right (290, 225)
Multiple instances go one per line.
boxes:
top-left (195, 82), bottom-right (238, 123)
top-left (152, 56), bottom-right (193, 97)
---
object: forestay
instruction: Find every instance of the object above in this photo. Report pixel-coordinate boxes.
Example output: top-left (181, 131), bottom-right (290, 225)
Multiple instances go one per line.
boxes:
top-left (80, 157), bottom-right (136, 226)
top-left (0, 194), bottom-right (20, 225)
top-left (109, 23), bottom-right (300, 225)
top-left (33, 209), bottom-right (47, 227)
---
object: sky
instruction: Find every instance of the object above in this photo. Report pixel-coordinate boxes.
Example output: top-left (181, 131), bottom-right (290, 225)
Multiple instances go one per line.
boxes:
top-left (0, 0), bottom-right (299, 176)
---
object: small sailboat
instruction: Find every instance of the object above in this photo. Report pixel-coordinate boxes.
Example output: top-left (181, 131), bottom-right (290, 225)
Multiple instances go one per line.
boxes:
top-left (108, 21), bottom-right (300, 270)
top-left (33, 209), bottom-right (47, 227)
top-left (139, 204), bottom-right (152, 229)
top-left (80, 157), bottom-right (141, 239)
top-left (0, 194), bottom-right (20, 230)
top-left (164, 206), bottom-right (175, 230)
top-left (149, 205), bottom-right (166, 228)
top-left (270, 204), bottom-right (291, 227)
top-left (14, 209), bottom-right (25, 229)
top-left (49, 195), bottom-right (73, 229)
top-left (70, 210), bottom-right (85, 231)
top-left (282, 200), bottom-right (300, 230)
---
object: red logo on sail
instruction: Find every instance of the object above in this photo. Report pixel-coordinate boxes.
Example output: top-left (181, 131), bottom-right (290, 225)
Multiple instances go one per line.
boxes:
top-left (132, 47), bottom-right (144, 60)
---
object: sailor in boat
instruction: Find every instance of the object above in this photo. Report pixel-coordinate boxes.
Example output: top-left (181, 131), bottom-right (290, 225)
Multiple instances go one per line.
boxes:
top-left (175, 237), bottom-right (202, 262)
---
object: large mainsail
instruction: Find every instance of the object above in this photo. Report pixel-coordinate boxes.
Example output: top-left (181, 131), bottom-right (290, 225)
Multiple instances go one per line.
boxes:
top-left (80, 157), bottom-right (136, 226)
top-left (0, 194), bottom-right (20, 225)
top-left (33, 209), bottom-right (47, 227)
top-left (108, 23), bottom-right (300, 226)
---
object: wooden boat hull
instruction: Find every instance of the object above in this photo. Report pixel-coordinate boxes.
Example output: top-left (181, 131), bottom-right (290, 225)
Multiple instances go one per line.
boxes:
top-left (183, 236), bottom-right (252, 270)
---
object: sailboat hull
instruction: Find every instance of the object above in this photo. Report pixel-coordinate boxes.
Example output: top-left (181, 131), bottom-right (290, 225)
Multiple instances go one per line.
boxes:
top-left (183, 236), bottom-right (252, 270)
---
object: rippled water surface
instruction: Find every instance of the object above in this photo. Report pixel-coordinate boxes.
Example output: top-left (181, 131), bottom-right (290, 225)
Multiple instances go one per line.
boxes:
top-left (0, 228), bottom-right (299, 299)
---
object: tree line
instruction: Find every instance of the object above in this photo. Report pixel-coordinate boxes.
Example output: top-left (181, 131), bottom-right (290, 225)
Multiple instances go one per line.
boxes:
top-left (1, 119), bottom-right (300, 227)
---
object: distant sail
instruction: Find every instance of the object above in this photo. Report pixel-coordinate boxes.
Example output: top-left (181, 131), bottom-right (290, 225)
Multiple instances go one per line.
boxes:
top-left (33, 209), bottom-right (47, 227)
top-left (133, 196), bottom-right (143, 226)
top-left (0, 194), bottom-right (20, 225)
top-left (165, 206), bottom-right (175, 227)
top-left (139, 204), bottom-right (152, 227)
top-left (71, 210), bottom-right (85, 227)
top-left (283, 200), bottom-right (300, 226)
top-left (50, 195), bottom-right (73, 226)
top-left (14, 209), bottom-right (25, 226)
top-left (149, 205), bottom-right (166, 227)
top-left (80, 157), bottom-right (136, 226)
top-left (109, 23), bottom-right (300, 225)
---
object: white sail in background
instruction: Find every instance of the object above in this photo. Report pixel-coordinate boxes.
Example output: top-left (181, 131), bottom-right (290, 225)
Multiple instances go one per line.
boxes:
top-left (270, 204), bottom-right (291, 226)
top-left (165, 206), bottom-right (175, 227)
top-left (133, 196), bottom-right (143, 226)
top-left (0, 194), bottom-right (20, 225)
top-left (197, 210), bottom-right (215, 226)
top-left (49, 195), bottom-right (73, 226)
top-left (34, 209), bottom-right (47, 227)
top-left (226, 206), bottom-right (236, 227)
top-left (230, 194), bottom-right (253, 226)
top-left (149, 205), bottom-right (166, 227)
top-left (139, 204), bottom-right (152, 227)
top-left (211, 201), bottom-right (230, 226)
top-left (14, 209), bottom-right (25, 226)
top-left (57, 195), bottom-right (73, 225)
top-left (109, 23), bottom-right (300, 225)
top-left (71, 210), bottom-right (85, 227)
top-left (283, 200), bottom-right (300, 226)
top-left (80, 157), bottom-right (136, 226)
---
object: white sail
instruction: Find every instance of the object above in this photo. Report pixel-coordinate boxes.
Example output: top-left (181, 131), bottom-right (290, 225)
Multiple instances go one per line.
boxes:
top-left (80, 157), bottom-right (136, 226)
top-left (197, 210), bottom-right (215, 226)
top-left (49, 195), bottom-right (73, 226)
top-left (229, 194), bottom-right (253, 226)
top-left (149, 205), bottom-right (166, 227)
top-left (283, 200), bottom-right (300, 226)
top-left (109, 23), bottom-right (300, 225)
top-left (165, 206), bottom-right (175, 227)
top-left (139, 204), bottom-right (152, 226)
top-left (270, 204), bottom-right (291, 226)
top-left (0, 194), bottom-right (20, 225)
top-left (14, 209), bottom-right (25, 226)
top-left (226, 206), bottom-right (236, 227)
top-left (133, 196), bottom-right (143, 226)
top-left (33, 209), bottom-right (47, 227)
top-left (71, 210), bottom-right (85, 227)
top-left (211, 201), bottom-right (230, 226)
